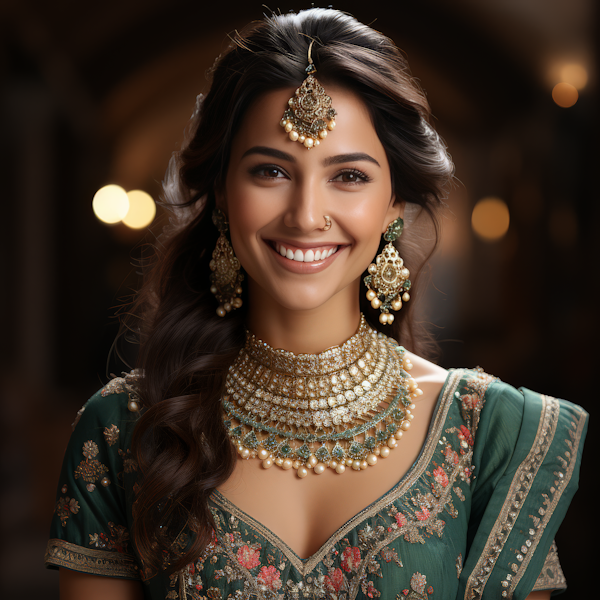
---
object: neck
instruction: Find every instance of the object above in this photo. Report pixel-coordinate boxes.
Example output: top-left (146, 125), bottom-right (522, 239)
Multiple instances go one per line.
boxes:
top-left (245, 282), bottom-right (362, 354)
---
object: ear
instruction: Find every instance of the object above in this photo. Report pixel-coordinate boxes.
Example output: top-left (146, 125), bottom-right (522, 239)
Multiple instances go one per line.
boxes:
top-left (382, 196), bottom-right (405, 234)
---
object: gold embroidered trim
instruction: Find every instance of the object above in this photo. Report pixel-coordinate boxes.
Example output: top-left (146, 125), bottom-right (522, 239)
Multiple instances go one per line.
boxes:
top-left (532, 541), bottom-right (566, 591)
top-left (211, 369), bottom-right (464, 575)
top-left (464, 396), bottom-right (559, 599)
top-left (45, 539), bottom-right (139, 579)
top-left (507, 404), bottom-right (586, 596)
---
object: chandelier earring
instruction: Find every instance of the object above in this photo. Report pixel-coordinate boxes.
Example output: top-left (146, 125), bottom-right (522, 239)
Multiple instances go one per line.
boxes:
top-left (363, 217), bottom-right (411, 325)
top-left (209, 208), bottom-right (244, 317)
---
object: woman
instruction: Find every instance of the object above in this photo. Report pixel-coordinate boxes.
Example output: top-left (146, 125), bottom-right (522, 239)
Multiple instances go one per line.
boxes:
top-left (45, 8), bottom-right (587, 600)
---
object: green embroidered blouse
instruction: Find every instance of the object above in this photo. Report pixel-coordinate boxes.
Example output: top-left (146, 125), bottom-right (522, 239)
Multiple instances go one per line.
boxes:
top-left (45, 368), bottom-right (587, 599)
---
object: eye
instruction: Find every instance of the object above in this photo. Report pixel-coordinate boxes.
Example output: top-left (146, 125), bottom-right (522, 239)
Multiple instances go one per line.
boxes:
top-left (331, 169), bottom-right (372, 185)
top-left (250, 165), bottom-right (288, 180)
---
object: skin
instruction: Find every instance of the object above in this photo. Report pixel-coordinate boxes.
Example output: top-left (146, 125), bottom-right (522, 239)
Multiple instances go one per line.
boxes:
top-left (59, 86), bottom-right (552, 600)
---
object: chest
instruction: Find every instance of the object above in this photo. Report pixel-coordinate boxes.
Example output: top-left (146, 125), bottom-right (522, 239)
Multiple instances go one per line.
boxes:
top-left (218, 431), bottom-right (427, 559)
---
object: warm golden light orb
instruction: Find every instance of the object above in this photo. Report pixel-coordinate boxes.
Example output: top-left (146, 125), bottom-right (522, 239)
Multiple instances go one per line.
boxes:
top-left (123, 190), bottom-right (156, 229)
top-left (92, 185), bottom-right (130, 224)
top-left (471, 197), bottom-right (510, 242)
top-left (559, 63), bottom-right (588, 90)
top-left (552, 82), bottom-right (579, 108)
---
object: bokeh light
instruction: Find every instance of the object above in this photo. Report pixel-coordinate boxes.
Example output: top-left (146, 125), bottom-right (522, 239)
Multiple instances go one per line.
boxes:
top-left (552, 82), bottom-right (578, 108)
top-left (471, 197), bottom-right (510, 242)
top-left (92, 184), bottom-right (130, 224)
top-left (123, 190), bottom-right (156, 229)
top-left (559, 63), bottom-right (588, 90)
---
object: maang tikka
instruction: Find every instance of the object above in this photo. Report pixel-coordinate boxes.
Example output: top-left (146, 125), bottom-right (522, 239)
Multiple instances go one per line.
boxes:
top-left (209, 209), bottom-right (244, 317)
top-left (363, 217), bottom-right (411, 325)
top-left (280, 40), bottom-right (337, 149)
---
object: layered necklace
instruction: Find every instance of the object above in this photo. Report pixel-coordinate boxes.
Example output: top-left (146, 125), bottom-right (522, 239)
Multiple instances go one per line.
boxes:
top-left (222, 315), bottom-right (422, 478)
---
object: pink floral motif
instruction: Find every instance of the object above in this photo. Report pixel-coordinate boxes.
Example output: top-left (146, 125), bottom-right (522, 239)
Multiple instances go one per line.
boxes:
top-left (461, 393), bottom-right (479, 409)
top-left (324, 567), bottom-right (345, 592)
top-left (442, 445), bottom-right (459, 465)
top-left (237, 545), bottom-right (261, 570)
top-left (415, 507), bottom-right (430, 521)
top-left (256, 565), bottom-right (282, 591)
top-left (364, 580), bottom-right (379, 598)
top-left (459, 425), bottom-right (474, 446)
top-left (395, 512), bottom-right (407, 527)
top-left (433, 466), bottom-right (449, 487)
top-left (341, 546), bottom-right (361, 572)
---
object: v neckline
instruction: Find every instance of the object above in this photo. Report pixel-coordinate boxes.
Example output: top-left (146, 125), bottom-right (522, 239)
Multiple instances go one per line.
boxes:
top-left (210, 369), bottom-right (463, 574)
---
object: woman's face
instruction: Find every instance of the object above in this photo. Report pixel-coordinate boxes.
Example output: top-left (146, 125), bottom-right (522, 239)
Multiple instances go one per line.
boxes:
top-left (221, 85), bottom-right (402, 316)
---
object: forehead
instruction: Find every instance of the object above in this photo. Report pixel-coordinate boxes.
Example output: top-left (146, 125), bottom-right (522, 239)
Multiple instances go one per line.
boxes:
top-left (229, 85), bottom-right (387, 164)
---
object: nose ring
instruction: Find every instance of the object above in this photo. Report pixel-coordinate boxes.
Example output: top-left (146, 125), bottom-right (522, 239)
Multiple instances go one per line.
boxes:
top-left (322, 215), bottom-right (332, 231)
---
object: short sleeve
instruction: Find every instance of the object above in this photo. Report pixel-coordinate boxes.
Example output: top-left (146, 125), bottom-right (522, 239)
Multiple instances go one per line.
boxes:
top-left (44, 384), bottom-right (141, 579)
top-left (458, 381), bottom-right (588, 599)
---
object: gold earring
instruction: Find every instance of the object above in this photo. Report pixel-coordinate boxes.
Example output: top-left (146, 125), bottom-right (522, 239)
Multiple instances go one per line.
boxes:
top-left (363, 217), bottom-right (411, 325)
top-left (321, 215), bottom-right (332, 231)
top-left (209, 209), bottom-right (244, 317)
top-left (280, 40), bottom-right (337, 149)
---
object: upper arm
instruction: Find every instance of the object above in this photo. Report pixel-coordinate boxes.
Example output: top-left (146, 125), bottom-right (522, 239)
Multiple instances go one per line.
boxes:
top-left (59, 568), bottom-right (144, 600)
top-left (525, 592), bottom-right (551, 600)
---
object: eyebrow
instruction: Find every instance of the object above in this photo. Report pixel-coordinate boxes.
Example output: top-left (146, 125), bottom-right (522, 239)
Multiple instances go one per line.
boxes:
top-left (241, 146), bottom-right (381, 168)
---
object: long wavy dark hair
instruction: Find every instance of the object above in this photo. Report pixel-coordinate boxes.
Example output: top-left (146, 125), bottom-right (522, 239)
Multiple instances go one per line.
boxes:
top-left (124, 7), bottom-right (454, 577)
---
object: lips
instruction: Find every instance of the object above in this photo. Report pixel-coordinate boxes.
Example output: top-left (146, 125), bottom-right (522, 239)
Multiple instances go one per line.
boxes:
top-left (274, 242), bottom-right (339, 263)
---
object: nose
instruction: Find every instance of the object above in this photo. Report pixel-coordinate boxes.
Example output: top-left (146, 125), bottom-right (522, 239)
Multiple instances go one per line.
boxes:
top-left (282, 178), bottom-right (326, 234)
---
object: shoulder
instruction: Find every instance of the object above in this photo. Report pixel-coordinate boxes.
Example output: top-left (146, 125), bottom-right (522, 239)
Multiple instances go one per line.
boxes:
top-left (72, 370), bottom-right (143, 433)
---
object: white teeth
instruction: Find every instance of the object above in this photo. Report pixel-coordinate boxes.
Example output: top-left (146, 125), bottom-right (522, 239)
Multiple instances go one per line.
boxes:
top-left (277, 244), bottom-right (337, 262)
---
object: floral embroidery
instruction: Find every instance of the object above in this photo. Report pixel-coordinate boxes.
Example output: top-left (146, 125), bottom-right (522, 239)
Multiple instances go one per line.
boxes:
top-left (324, 567), bottom-right (346, 592)
top-left (395, 512), bottom-right (408, 528)
top-left (55, 496), bottom-right (80, 526)
top-left (456, 553), bottom-right (463, 578)
top-left (399, 572), bottom-right (434, 599)
top-left (341, 546), bottom-right (361, 572)
top-left (74, 441), bottom-right (109, 492)
top-left (415, 507), bottom-right (431, 521)
top-left (380, 546), bottom-right (403, 567)
top-left (89, 522), bottom-right (130, 553)
top-left (236, 544), bottom-right (261, 569)
top-left (103, 424), bottom-right (120, 446)
top-left (256, 565), bottom-right (282, 590)
top-left (432, 466), bottom-right (449, 488)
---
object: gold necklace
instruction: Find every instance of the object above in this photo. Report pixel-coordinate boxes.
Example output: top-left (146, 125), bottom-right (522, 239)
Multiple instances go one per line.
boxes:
top-left (222, 315), bottom-right (422, 477)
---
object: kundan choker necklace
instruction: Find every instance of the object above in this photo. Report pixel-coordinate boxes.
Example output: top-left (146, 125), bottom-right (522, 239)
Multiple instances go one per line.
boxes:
top-left (222, 315), bottom-right (423, 478)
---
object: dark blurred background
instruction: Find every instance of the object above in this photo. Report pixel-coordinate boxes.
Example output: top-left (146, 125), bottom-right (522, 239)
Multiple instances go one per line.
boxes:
top-left (0, 0), bottom-right (596, 598)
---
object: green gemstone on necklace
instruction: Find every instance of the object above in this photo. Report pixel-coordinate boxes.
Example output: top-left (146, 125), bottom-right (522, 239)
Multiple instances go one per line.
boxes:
top-left (315, 445), bottom-right (331, 462)
top-left (364, 436), bottom-right (377, 450)
top-left (348, 442), bottom-right (365, 459)
top-left (243, 431), bottom-right (259, 449)
top-left (279, 443), bottom-right (292, 457)
top-left (331, 442), bottom-right (345, 460)
top-left (297, 444), bottom-right (312, 460)
top-left (263, 435), bottom-right (279, 452)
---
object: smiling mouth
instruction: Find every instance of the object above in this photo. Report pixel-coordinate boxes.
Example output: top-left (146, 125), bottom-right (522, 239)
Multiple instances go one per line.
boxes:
top-left (273, 242), bottom-right (339, 263)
